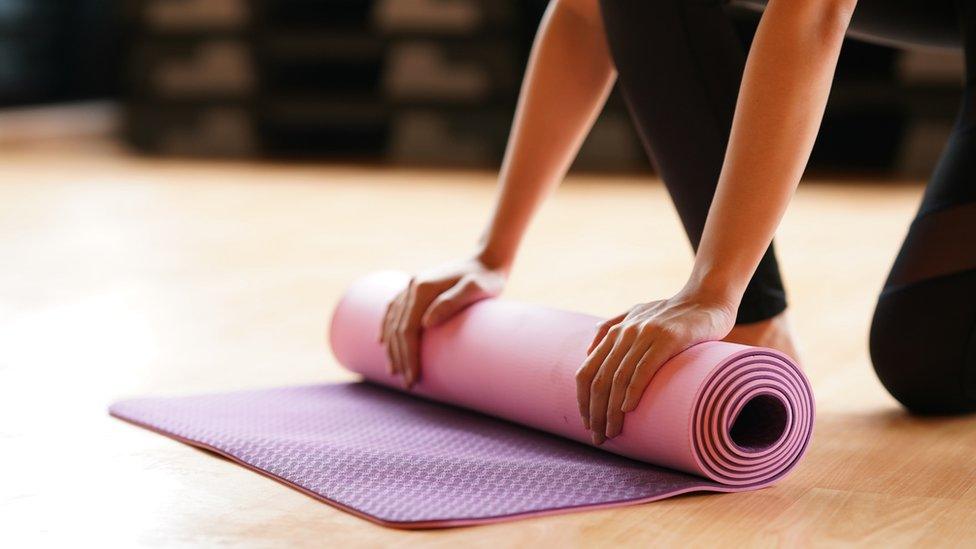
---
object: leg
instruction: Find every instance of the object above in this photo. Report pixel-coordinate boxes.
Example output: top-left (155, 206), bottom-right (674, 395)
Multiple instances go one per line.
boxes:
top-left (597, 0), bottom-right (789, 326)
top-left (870, 1), bottom-right (976, 414)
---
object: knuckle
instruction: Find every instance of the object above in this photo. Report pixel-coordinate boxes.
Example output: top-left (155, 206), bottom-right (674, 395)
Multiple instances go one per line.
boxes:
top-left (643, 320), bottom-right (661, 332)
top-left (660, 327), bottom-right (678, 340)
top-left (612, 368), bottom-right (629, 384)
top-left (576, 370), bottom-right (594, 387)
top-left (591, 373), bottom-right (609, 389)
top-left (659, 323), bottom-right (683, 339)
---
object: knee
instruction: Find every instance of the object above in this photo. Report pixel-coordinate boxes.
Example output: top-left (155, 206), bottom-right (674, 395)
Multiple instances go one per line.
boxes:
top-left (870, 272), bottom-right (976, 414)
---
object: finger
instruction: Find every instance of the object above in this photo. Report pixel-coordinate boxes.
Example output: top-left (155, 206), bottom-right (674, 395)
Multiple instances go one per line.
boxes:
top-left (391, 280), bottom-right (414, 381)
top-left (383, 292), bottom-right (406, 374)
top-left (621, 339), bottom-right (681, 412)
top-left (383, 300), bottom-right (399, 375)
top-left (422, 277), bottom-right (483, 328)
top-left (589, 331), bottom-right (635, 445)
top-left (379, 295), bottom-right (397, 344)
top-left (389, 325), bottom-right (404, 377)
top-left (587, 313), bottom-right (626, 354)
top-left (396, 280), bottom-right (420, 388)
top-left (575, 330), bottom-right (617, 431)
top-left (604, 337), bottom-right (652, 439)
top-left (401, 325), bottom-right (421, 388)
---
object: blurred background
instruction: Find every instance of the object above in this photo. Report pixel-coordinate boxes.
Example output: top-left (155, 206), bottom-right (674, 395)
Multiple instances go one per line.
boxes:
top-left (0, 0), bottom-right (965, 175)
top-left (3, 3), bottom-right (973, 543)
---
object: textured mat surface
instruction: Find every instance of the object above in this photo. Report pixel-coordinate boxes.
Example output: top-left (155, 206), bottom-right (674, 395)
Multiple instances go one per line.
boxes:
top-left (111, 271), bottom-right (814, 528)
top-left (111, 383), bottom-right (716, 527)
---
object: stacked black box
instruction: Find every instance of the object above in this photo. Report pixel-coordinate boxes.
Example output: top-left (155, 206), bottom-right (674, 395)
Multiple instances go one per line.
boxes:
top-left (118, 1), bottom-right (961, 172)
top-left (122, 0), bottom-right (257, 155)
top-left (123, 0), bottom-right (387, 157)
top-left (255, 0), bottom-right (387, 157)
top-left (378, 0), bottom-right (523, 166)
top-left (377, 0), bottom-right (645, 169)
top-left (117, 0), bottom-right (658, 167)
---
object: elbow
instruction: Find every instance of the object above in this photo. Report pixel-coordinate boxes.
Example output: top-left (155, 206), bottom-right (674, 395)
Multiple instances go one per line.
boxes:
top-left (770, 0), bottom-right (858, 44)
top-left (816, 0), bottom-right (858, 43)
top-left (554, 0), bottom-right (602, 25)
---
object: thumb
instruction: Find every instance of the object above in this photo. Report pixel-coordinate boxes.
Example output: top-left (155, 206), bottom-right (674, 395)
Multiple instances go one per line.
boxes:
top-left (421, 279), bottom-right (485, 328)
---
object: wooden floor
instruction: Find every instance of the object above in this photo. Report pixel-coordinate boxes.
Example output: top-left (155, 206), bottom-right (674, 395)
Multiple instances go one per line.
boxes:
top-left (3, 140), bottom-right (975, 547)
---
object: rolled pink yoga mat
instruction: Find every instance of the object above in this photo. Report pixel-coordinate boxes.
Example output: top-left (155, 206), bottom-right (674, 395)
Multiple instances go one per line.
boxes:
top-left (111, 271), bottom-right (814, 528)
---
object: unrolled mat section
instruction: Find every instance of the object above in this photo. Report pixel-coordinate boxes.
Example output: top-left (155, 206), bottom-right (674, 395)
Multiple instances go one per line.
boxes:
top-left (110, 271), bottom-right (814, 528)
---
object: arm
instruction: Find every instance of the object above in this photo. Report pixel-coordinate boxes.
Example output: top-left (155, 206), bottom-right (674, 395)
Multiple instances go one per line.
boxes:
top-left (578, 0), bottom-right (859, 444)
top-left (688, 0), bottom-right (857, 308)
top-left (477, 0), bottom-right (616, 269)
top-left (382, 0), bottom-right (616, 387)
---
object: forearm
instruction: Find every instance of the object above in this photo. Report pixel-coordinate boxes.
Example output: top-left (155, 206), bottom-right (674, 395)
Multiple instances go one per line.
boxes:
top-left (477, 0), bottom-right (616, 269)
top-left (686, 0), bottom-right (858, 307)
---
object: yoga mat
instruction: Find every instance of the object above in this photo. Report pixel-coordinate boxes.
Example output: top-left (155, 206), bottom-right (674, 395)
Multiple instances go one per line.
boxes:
top-left (110, 271), bottom-right (814, 528)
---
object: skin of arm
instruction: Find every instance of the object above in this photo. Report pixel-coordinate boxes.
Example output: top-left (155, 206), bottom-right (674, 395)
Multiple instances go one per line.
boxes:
top-left (381, 0), bottom-right (617, 387)
top-left (577, 0), bottom-right (860, 444)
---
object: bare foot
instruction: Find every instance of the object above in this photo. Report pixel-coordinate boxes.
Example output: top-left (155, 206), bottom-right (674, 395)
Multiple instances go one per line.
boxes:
top-left (724, 311), bottom-right (801, 362)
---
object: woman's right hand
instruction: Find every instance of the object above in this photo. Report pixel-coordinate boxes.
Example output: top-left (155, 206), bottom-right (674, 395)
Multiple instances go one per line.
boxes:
top-left (379, 256), bottom-right (508, 388)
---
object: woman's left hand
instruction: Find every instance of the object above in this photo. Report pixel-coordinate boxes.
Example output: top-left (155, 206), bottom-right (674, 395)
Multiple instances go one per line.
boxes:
top-left (576, 291), bottom-right (737, 445)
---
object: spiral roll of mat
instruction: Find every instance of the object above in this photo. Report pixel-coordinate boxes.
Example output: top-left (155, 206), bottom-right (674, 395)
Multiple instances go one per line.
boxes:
top-left (330, 271), bottom-right (814, 489)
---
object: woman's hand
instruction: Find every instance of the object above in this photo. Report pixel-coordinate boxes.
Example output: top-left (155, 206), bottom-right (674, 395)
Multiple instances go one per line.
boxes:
top-left (575, 290), bottom-right (737, 445)
top-left (380, 257), bottom-right (508, 388)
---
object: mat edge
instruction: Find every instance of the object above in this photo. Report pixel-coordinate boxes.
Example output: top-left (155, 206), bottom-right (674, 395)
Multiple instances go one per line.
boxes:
top-left (108, 408), bottom-right (739, 529)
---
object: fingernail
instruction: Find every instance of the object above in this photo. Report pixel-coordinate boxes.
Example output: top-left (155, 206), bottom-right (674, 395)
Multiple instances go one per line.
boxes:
top-left (607, 423), bottom-right (621, 438)
top-left (591, 432), bottom-right (605, 445)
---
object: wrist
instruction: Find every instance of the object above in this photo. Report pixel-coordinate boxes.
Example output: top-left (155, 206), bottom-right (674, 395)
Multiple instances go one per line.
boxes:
top-left (679, 266), bottom-right (744, 316)
top-left (474, 243), bottom-right (515, 273)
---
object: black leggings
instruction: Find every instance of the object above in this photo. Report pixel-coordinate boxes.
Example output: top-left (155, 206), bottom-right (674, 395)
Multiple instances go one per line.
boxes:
top-left (598, 0), bottom-right (976, 413)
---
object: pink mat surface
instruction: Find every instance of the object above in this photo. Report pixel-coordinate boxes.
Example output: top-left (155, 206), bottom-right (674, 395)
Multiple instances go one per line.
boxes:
top-left (110, 271), bottom-right (815, 528)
